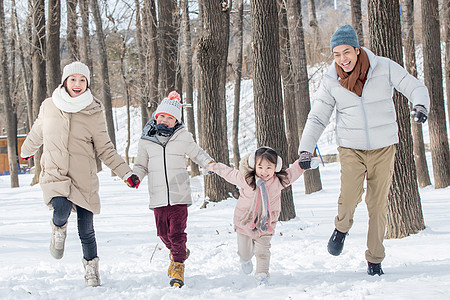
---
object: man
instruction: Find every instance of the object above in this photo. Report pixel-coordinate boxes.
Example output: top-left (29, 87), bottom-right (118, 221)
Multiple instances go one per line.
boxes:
top-left (298, 25), bottom-right (429, 276)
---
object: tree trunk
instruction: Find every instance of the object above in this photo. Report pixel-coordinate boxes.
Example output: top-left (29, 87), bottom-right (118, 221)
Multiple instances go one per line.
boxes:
top-left (46, 0), bottom-right (61, 94)
top-left (31, 0), bottom-right (46, 186)
top-left (250, 0), bottom-right (295, 221)
top-left (400, 0), bottom-right (431, 188)
top-left (232, 0), bottom-right (244, 168)
top-left (368, 0), bottom-right (424, 239)
top-left (421, 0), bottom-right (450, 188)
top-left (198, 0), bottom-right (237, 202)
top-left (0, 0), bottom-right (19, 187)
top-left (196, 0), bottom-right (204, 148)
top-left (278, 2), bottom-right (298, 163)
top-left (306, 0), bottom-right (321, 55)
top-left (351, 0), bottom-right (364, 47)
top-left (445, 0), bottom-right (450, 124)
top-left (158, 0), bottom-right (177, 98)
top-left (66, 0), bottom-right (79, 61)
top-left (91, 0), bottom-right (116, 150)
top-left (286, 0), bottom-right (322, 195)
top-left (181, 0), bottom-right (200, 177)
top-left (79, 0), bottom-right (92, 70)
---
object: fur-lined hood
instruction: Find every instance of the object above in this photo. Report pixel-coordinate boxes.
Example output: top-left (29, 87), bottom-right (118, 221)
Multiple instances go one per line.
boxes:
top-left (239, 154), bottom-right (253, 176)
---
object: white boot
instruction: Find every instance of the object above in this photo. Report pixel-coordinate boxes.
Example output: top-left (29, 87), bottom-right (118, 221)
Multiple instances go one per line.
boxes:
top-left (82, 257), bottom-right (101, 287)
top-left (240, 259), bottom-right (253, 275)
top-left (50, 220), bottom-right (67, 259)
top-left (255, 273), bottom-right (268, 286)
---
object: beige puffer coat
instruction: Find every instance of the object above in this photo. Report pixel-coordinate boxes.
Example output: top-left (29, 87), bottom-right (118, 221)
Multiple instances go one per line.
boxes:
top-left (133, 120), bottom-right (213, 209)
top-left (21, 97), bottom-right (132, 214)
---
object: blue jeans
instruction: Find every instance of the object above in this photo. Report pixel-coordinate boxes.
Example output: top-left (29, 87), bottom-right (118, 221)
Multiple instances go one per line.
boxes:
top-left (51, 197), bottom-right (97, 261)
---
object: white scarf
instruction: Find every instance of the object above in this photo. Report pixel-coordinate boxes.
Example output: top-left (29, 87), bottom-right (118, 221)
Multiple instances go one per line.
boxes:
top-left (52, 84), bottom-right (93, 113)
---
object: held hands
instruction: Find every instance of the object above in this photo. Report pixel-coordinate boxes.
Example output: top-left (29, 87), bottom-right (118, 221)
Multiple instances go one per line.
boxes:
top-left (125, 174), bottom-right (140, 188)
top-left (22, 155), bottom-right (34, 160)
top-left (202, 161), bottom-right (216, 175)
top-left (411, 105), bottom-right (428, 124)
top-left (299, 152), bottom-right (321, 170)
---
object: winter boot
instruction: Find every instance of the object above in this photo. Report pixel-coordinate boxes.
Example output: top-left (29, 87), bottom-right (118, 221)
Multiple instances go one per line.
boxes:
top-left (50, 220), bottom-right (68, 259)
top-left (327, 228), bottom-right (348, 256)
top-left (82, 257), bottom-right (101, 287)
top-left (170, 262), bottom-right (185, 288)
top-left (168, 248), bottom-right (190, 278)
top-left (255, 273), bottom-right (268, 286)
top-left (240, 259), bottom-right (253, 275)
top-left (367, 261), bottom-right (384, 276)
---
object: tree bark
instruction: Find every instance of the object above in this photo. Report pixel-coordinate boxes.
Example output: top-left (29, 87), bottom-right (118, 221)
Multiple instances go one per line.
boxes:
top-left (0, 0), bottom-right (19, 187)
top-left (232, 0), bottom-right (244, 168)
top-left (306, 0), bottom-right (321, 53)
top-left (91, 0), bottom-right (116, 150)
top-left (400, 0), bottom-right (431, 188)
top-left (368, 0), bottom-right (424, 239)
top-left (46, 0), bottom-right (61, 93)
top-left (278, 1), bottom-right (298, 163)
top-left (66, 0), bottom-right (79, 61)
top-left (79, 0), bottom-right (92, 70)
top-left (158, 0), bottom-right (177, 98)
top-left (198, 0), bottom-right (237, 202)
top-left (250, 0), bottom-right (295, 221)
top-left (421, 0), bottom-right (450, 188)
top-left (351, 0), bottom-right (364, 47)
top-left (31, 0), bottom-right (46, 186)
top-left (444, 0), bottom-right (450, 142)
top-left (286, 0), bottom-right (322, 194)
top-left (181, 0), bottom-right (200, 176)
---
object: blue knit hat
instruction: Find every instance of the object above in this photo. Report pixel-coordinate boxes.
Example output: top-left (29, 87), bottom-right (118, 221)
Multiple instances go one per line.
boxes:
top-left (330, 25), bottom-right (359, 51)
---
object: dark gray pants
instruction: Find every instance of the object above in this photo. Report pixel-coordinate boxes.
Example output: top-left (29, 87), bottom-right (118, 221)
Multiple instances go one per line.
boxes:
top-left (51, 196), bottom-right (97, 261)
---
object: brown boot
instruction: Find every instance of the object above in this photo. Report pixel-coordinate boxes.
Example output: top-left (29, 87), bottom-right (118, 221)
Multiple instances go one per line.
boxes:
top-left (170, 262), bottom-right (185, 288)
top-left (50, 220), bottom-right (68, 260)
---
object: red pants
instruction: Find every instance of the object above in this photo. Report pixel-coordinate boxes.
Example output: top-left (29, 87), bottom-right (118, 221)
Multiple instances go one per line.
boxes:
top-left (153, 204), bottom-right (188, 263)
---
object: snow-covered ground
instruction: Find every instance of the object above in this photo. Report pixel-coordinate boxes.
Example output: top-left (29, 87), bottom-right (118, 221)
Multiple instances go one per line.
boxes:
top-left (1, 152), bottom-right (449, 299)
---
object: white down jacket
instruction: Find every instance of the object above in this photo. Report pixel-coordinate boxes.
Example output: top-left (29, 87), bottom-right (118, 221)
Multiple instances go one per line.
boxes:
top-left (299, 47), bottom-right (430, 153)
top-left (133, 120), bottom-right (213, 209)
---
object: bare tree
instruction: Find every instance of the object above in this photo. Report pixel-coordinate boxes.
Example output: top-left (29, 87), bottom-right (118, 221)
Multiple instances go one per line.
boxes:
top-left (158, 0), bottom-right (177, 98)
top-left (91, 0), bottom-right (116, 149)
top-left (66, 0), bottom-right (80, 61)
top-left (46, 0), bottom-right (61, 93)
top-left (250, 0), bottom-right (295, 220)
top-left (80, 0), bottom-right (92, 70)
top-left (444, 0), bottom-right (450, 129)
top-left (181, 0), bottom-right (200, 176)
top-left (351, 0), bottom-right (364, 47)
top-left (278, 1), bottom-right (298, 162)
top-left (421, 0), bottom-right (450, 188)
top-left (285, 0), bottom-right (322, 194)
top-left (1, 0), bottom-right (19, 187)
top-left (306, 0), bottom-right (321, 52)
top-left (197, 0), bottom-right (237, 202)
top-left (368, 0), bottom-right (424, 238)
top-left (31, 0), bottom-right (47, 185)
top-left (232, 0), bottom-right (244, 168)
top-left (400, 0), bottom-right (431, 188)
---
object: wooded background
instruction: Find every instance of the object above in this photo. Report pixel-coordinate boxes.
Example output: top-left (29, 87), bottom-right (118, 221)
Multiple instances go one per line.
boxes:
top-left (0, 0), bottom-right (449, 239)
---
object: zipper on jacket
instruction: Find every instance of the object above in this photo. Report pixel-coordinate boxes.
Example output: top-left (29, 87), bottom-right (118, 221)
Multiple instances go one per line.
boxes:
top-left (162, 144), bottom-right (170, 205)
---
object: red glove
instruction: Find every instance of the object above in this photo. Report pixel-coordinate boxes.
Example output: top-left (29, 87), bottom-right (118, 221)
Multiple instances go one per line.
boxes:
top-left (22, 155), bottom-right (34, 160)
top-left (125, 174), bottom-right (140, 188)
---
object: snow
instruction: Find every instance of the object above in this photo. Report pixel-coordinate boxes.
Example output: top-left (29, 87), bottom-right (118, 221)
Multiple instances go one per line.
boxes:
top-left (2, 56), bottom-right (450, 299)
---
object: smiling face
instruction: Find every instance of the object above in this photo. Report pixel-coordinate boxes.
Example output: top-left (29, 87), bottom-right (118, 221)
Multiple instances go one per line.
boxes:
top-left (255, 157), bottom-right (276, 181)
top-left (65, 74), bottom-right (88, 97)
top-left (333, 45), bottom-right (360, 73)
top-left (156, 113), bottom-right (177, 128)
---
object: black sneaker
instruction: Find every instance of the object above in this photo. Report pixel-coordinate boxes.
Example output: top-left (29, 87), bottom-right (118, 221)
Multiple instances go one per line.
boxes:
top-left (367, 261), bottom-right (384, 276)
top-left (327, 228), bottom-right (347, 256)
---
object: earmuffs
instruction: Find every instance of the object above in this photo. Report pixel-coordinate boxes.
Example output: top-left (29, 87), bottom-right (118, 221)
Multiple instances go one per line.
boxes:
top-left (248, 146), bottom-right (283, 172)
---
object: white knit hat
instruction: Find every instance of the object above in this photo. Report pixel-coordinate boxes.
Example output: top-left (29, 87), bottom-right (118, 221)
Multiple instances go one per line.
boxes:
top-left (61, 62), bottom-right (90, 86)
top-left (154, 91), bottom-right (182, 121)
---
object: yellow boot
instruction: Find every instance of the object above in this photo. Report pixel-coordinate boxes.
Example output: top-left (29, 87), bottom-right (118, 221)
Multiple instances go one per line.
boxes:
top-left (170, 262), bottom-right (185, 288)
top-left (168, 249), bottom-right (190, 278)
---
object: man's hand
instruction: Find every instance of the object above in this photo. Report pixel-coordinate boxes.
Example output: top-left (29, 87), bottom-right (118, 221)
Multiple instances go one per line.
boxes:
top-left (299, 151), bottom-right (313, 170)
top-left (125, 174), bottom-right (140, 188)
top-left (411, 105), bottom-right (428, 124)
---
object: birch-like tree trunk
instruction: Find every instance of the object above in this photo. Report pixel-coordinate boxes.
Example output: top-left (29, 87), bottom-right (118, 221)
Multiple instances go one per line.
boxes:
top-left (368, 0), bottom-right (424, 239)
top-left (400, 0), bottom-right (431, 188)
top-left (421, 0), bottom-right (450, 188)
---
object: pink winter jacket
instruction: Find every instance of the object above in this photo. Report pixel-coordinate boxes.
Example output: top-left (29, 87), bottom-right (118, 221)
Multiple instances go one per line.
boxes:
top-left (208, 157), bottom-right (305, 239)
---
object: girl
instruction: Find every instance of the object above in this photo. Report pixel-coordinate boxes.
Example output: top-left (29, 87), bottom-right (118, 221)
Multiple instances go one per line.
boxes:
top-left (132, 91), bottom-right (214, 288)
top-left (205, 146), bottom-right (307, 285)
top-left (21, 61), bottom-right (139, 287)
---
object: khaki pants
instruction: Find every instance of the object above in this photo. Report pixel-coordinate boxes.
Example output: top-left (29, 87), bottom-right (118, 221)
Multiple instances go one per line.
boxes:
top-left (336, 145), bottom-right (396, 264)
top-left (237, 233), bottom-right (272, 276)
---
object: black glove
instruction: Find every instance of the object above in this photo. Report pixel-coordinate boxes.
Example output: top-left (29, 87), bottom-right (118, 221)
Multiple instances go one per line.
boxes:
top-left (125, 174), bottom-right (140, 188)
top-left (299, 151), bottom-right (313, 170)
top-left (411, 105), bottom-right (428, 124)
